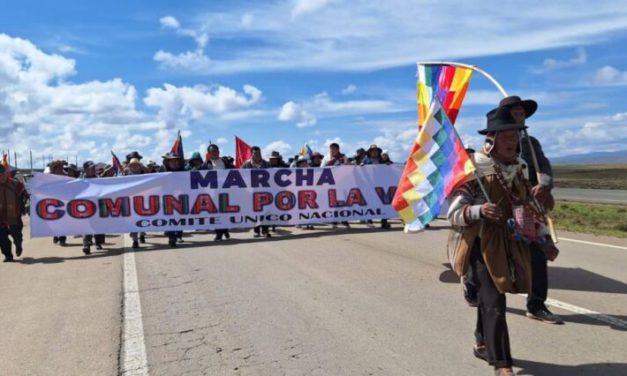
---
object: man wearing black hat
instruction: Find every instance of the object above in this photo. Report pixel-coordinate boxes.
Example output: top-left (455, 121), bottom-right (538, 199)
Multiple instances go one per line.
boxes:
top-left (268, 151), bottom-right (289, 168)
top-left (162, 151), bottom-right (186, 246)
top-left (496, 96), bottom-right (561, 325)
top-left (448, 107), bottom-right (533, 375)
top-left (125, 151), bottom-right (143, 164)
top-left (81, 161), bottom-right (105, 254)
top-left (242, 146), bottom-right (272, 238)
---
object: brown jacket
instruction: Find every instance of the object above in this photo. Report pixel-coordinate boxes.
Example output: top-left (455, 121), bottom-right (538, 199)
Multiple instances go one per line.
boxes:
top-left (0, 178), bottom-right (21, 226)
top-left (447, 152), bottom-right (531, 294)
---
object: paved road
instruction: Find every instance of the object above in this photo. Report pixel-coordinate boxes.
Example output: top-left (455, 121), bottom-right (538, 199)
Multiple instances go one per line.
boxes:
top-left (553, 188), bottom-right (627, 204)
top-left (1, 220), bottom-right (626, 375)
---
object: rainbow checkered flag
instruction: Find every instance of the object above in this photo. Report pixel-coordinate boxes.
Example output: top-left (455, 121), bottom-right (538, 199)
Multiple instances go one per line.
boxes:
top-left (299, 143), bottom-right (313, 159)
top-left (417, 64), bottom-right (473, 128)
top-left (392, 98), bottom-right (475, 232)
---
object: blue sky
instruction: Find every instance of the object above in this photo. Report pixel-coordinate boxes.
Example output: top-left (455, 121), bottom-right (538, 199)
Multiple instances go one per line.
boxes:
top-left (2, 0), bottom-right (627, 166)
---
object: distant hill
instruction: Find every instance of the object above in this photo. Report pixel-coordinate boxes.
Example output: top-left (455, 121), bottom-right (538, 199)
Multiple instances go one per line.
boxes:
top-left (551, 149), bottom-right (627, 165)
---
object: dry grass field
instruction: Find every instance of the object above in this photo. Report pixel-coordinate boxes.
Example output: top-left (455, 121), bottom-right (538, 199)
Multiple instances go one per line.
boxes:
top-left (553, 164), bottom-right (627, 190)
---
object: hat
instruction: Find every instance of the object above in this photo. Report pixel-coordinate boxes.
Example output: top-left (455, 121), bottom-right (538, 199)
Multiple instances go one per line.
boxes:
top-left (478, 107), bottom-right (528, 135)
top-left (126, 151), bottom-right (143, 162)
top-left (311, 152), bottom-right (323, 159)
top-left (190, 152), bottom-right (202, 161)
top-left (128, 158), bottom-right (141, 166)
top-left (268, 151), bottom-right (282, 159)
top-left (162, 152), bottom-right (183, 160)
top-left (356, 148), bottom-right (366, 154)
top-left (497, 96), bottom-right (538, 118)
top-left (82, 160), bottom-right (96, 170)
top-left (207, 144), bottom-right (219, 152)
top-left (367, 144), bottom-right (382, 154)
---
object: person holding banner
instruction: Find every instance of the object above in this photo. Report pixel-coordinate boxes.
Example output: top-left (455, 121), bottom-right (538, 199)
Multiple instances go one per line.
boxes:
top-left (241, 146), bottom-right (272, 238)
top-left (323, 143), bottom-right (351, 229)
top-left (162, 152), bottom-right (186, 247)
top-left (205, 144), bottom-right (232, 241)
top-left (361, 144), bottom-right (391, 229)
top-left (48, 160), bottom-right (68, 246)
top-left (81, 161), bottom-right (105, 254)
top-left (447, 109), bottom-right (533, 376)
top-left (127, 158), bottom-right (146, 248)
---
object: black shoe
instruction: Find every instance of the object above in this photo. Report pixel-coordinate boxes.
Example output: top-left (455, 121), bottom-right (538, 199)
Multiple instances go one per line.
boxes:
top-left (132, 241), bottom-right (139, 249)
top-left (168, 238), bottom-right (177, 247)
top-left (224, 232), bottom-right (230, 239)
top-left (526, 308), bottom-right (563, 324)
top-left (254, 233), bottom-right (261, 238)
top-left (265, 232), bottom-right (272, 238)
top-left (82, 246), bottom-right (91, 255)
top-left (95, 243), bottom-right (103, 250)
top-left (473, 345), bottom-right (488, 363)
top-left (3, 257), bottom-right (14, 262)
top-left (214, 235), bottom-right (223, 241)
top-left (53, 237), bottom-right (59, 244)
top-left (16, 245), bottom-right (23, 257)
top-left (271, 226), bottom-right (277, 233)
top-left (139, 235), bottom-right (146, 244)
top-left (59, 239), bottom-right (67, 246)
top-left (343, 222), bottom-right (351, 229)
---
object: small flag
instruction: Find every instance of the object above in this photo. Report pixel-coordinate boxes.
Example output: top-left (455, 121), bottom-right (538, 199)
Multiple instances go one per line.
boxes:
top-left (171, 130), bottom-right (184, 157)
top-left (299, 144), bottom-right (313, 159)
top-left (392, 98), bottom-right (476, 231)
top-left (417, 64), bottom-right (473, 128)
top-left (235, 136), bottom-right (252, 168)
top-left (111, 151), bottom-right (124, 175)
top-left (1, 153), bottom-right (10, 176)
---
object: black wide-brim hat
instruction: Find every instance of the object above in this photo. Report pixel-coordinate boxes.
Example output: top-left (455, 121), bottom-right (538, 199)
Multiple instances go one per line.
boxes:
top-left (478, 107), bottom-right (528, 135)
top-left (126, 151), bottom-right (143, 161)
top-left (498, 95), bottom-right (537, 118)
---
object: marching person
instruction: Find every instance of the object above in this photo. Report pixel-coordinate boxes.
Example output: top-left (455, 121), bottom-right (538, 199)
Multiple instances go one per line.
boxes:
top-left (268, 151), bottom-right (289, 168)
top-left (447, 108), bottom-right (533, 376)
top-left (205, 144), bottom-right (233, 241)
top-left (361, 144), bottom-right (391, 229)
top-left (48, 160), bottom-right (68, 246)
top-left (323, 143), bottom-right (351, 229)
top-left (241, 146), bottom-right (272, 238)
top-left (126, 158), bottom-right (145, 248)
top-left (353, 148), bottom-right (367, 165)
top-left (162, 152), bottom-right (186, 247)
top-left (187, 152), bottom-right (207, 171)
top-left (496, 95), bottom-right (561, 324)
top-left (81, 161), bottom-right (105, 254)
top-left (0, 165), bottom-right (27, 262)
top-left (310, 152), bottom-right (323, 167)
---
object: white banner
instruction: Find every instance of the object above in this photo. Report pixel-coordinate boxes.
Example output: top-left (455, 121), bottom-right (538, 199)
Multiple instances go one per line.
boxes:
top-left (30, 165), bottom-right (402, 237)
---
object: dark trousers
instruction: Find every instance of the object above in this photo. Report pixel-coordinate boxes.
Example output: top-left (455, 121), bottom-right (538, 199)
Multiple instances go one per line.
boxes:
top-left (471, 242), bottom-right (512, 368)
top-left (254, 226), bottom-right (269, 235)
top-left (526, 243), bottom-right (548, 313)
top-left (0, 227), bottom-right (13, 260)
top-left (215, 229), bottom-right (230, 239)
top-left (166, 231), bottom-right (182, 242)
top-left (9, 222), bottom-right (23, 251)
top-left (83, 234), bottom-right (105, 247)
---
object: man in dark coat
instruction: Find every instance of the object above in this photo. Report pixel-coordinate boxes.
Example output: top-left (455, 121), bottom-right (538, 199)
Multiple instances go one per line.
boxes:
top-left (205, 144), bottom-right (233, 241)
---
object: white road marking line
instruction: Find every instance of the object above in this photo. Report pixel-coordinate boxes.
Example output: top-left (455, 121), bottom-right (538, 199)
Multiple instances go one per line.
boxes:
top-left (559, 237), bottom-right (627, 250)
top-left (121, 235), bottom-right (149, 376)
top-left (517, 294), bottom-right (627, 330)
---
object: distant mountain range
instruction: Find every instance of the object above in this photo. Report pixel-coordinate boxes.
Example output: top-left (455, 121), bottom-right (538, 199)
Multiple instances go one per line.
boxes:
top-left (551, 149), bottom-right (627, 165)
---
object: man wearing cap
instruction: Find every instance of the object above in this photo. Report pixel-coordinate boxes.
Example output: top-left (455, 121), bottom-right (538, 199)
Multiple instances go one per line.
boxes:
top-left (162, 152), bottom-right (186, 246)
top-left (0, 164), bottom-right (27, 262)
top-left (242, 147), bottom-right (272, 238)
top-left (205, 144), bottom-right (232, 241)
top-left (447, 108), bottom-right (533, 376)
top-left (81, 161), bottom-right (105, 254)
top-left (494, 96), bottom-right (560, 325)
top-left (186, 152), bottom-right (207, 171)
top-left (48, 160), bottom-right (68, 246)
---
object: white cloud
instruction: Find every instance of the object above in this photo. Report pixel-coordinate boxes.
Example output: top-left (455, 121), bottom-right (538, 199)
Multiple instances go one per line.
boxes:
top-left (241, 13), bottom-right (254, 28)
top-left (341, 84), bottom-right (357, 95)
top-left (144, 83), bottom-right (264, 128)
top-left (154, 2), bottom-right (627, 74)
top-left (541, 47), bottom-right (587, 71)
top-left (263, 140), bottom-right (292, 157)
top-left (154, 49), bottom-right (211, 72)
top-left (160, 16), bottom-right (181, 29)
top-left (278, 101), bottom-right (317, 127)
top-left (292, 0), bottom-right (334, 19)
top-left (594, 65), bottom-right (627, 85)
top-left (216, 137), bottom-right (228, 145)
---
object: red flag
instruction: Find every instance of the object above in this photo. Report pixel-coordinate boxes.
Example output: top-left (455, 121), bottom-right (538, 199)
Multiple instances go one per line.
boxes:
top-left (111, 151), bottom-right (124, 175)
top-left (171, 130), bottom-right (184, 157)
top-left (235, 136), bottom-right (252, 168)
